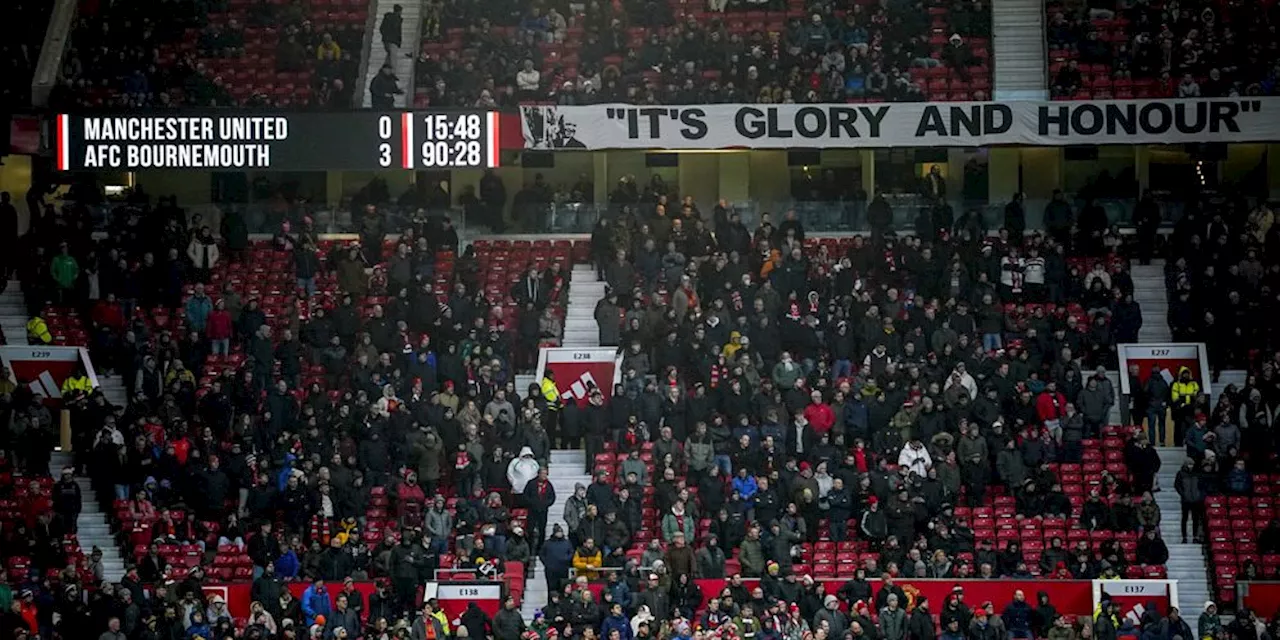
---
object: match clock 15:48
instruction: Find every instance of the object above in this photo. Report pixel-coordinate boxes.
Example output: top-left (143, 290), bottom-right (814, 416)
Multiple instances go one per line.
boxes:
top-left (404, 112), bottom-right (500, 169)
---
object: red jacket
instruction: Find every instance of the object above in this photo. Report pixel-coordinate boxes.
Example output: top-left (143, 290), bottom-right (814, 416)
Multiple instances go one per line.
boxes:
top-left (1035, 391), bottom-right (1068, 423)
top-left (803, 402), bottom-right (836, 435)
top-left (206, 309), bottom-right (233, 340)
top-left (92, 301), bottom-right (125, 331)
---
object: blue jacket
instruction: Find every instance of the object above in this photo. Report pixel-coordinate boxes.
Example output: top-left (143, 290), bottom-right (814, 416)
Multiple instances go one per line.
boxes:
top-left (186, 613), bottom-right (211, 640)
top-left (733, 475), bottom-right (759, 502)
top-left (184, 295), bottom-right (213, 333)
top-left (601, 614), bottom-right (633, 640)
top-left (275, 550), bottom-right (300, 578)
top-left (540, 537), bottom-right (574, 574)
top-left (1227, 469), bottom-right (1253, 494)
top-left (843, 399), bottom-right (869, 435)
top-left (301, 584), bottom-right (332, 626)
top-left (1002, 599), bottom-right (1032, 633)
top-left (606, 580), bottom-right (632, 609)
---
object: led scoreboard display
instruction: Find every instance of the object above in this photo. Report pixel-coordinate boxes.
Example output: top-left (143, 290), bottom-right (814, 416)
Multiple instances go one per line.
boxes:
top-left (54, 111), bottom-right (501, 171)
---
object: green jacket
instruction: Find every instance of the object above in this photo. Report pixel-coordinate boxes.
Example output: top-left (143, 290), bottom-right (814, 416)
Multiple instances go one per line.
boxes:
top-left (51, 255), bottom-right (79, 290)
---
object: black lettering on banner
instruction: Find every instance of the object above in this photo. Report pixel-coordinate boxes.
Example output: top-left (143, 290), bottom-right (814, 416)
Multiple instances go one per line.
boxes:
top-left (915, 106), bottom-right (947, 137)
top-left (831, 107), bottom-right (858, 137)
top-left (678, 109), bottom-right (708, 139)
top-left (1138, 103), bottom-right (1171, 134)
top-left (766, 108), bottom-right (793, 138)
top-left (951, 105), bottom-right (981, 136)
top-left (1039, 105), bottom-right (1068, 136)
top-left (735, 107), bottom-right (767, 139)
top-left (861, 105), bottom-right (889, 137)
top-left (986, 104), bottom-right (1012, 134)
top-left (795, 107), bottom-right (826, 138)
top-left (1174, 101), bottom-right (1207, 133)
top-left (1107, 104), bottom-right (1137, 135)
top-left (639, 108), bottom-right (669, 139)
top-left (1072, 105), bottom-right (1104, 135)
top-left (1210, 101), bottom-right (1241, 133)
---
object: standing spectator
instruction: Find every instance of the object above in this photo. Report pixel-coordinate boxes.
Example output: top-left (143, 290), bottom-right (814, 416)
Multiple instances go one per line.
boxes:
top-left (516, 60), bottom-right (542, 101)
top-left (541, 523), bottom-right (573, 594)
top-left (51, 243), bottom-right (80, 305)
top-left (369, 65), bottom-right (404, 108)
top-left (523, 468), bottom-right (555, 545)
top-left (1170, 367), bottom-right (1201, 445)
top-left (379, 5), bottom-right (403, 60)
top-left (1004, 193), bottom-right (1026, 239)
top-left (207, 299), bottom-right (233, 355)
top-left (184, 283), bottom-right (213, 335)
top-left (1144, 367), bottom-right (1170, 446)
top-left (1175, 459), bottom-right (1204, 543)
top-left (186, 227), bottom-right (219, 284)
top-left (52, 468), bottom-right (82, 533)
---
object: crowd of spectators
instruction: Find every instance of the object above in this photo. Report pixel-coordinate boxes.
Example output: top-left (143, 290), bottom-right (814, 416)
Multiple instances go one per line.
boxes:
top-left (1162, 197), bottom-right (1280, 374)
top-left (415, 0), bottom-right (991, 107)
top-left (48, 0), bottom-right (366, 109)
top-left (1046, 0), bottom-right (1280, 99)
top-left (0, 175), bottom-right (1265, 640)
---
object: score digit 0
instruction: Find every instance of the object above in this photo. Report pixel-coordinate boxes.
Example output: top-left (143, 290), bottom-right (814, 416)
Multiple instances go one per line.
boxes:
top-left (378, 115), bottom-right (393, 167)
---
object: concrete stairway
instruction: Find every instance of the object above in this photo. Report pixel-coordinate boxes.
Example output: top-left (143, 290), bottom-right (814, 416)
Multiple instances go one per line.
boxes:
top-left (1131, 261), bottom-right (1172, 343)
top-left (1154, 446), bottom-right (1210, 612)
top-left (562, 265), bottom-right (606, 348)
top-left (519, 449), bottom-right (591, 620)
top-left (361, 0), bottom-right (419, 107)
top-left (97, 374), bottom-right (129, 408)
top-left (48, 451), bottom-right (126, 583)
top-left (1, 281), bottom-right (26, 347)
top-left (991, 0), bottom-right (1048, 100)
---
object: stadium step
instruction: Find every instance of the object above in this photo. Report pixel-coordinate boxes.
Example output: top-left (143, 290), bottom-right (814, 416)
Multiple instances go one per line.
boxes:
top-left (361, 0), bottom-right (421, 108)
top-left (1, 282), bottom-right (27, 342)
top-left (991, 0), bottom-right (1047, 99)
top-left (521, 449), bottom-right (592, 619)
top-left (1130, 264), bottom-right (1173, 343)
top-left (561, 269), bottom-right (607, 349)
top-left (50, 452), bottom-right (126, 583)
top-left (1154, 447), bottom-right (1211, 612)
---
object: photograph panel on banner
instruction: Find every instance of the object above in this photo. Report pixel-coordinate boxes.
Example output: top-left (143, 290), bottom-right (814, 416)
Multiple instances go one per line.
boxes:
top-left (1116, 343), bottom-right (1211, 397)
top-left (534, 347), bottom-right (624, 403)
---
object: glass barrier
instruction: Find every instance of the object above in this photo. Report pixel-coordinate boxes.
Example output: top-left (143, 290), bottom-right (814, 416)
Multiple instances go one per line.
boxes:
top-left (65, 193), bottom-right (1176, 240)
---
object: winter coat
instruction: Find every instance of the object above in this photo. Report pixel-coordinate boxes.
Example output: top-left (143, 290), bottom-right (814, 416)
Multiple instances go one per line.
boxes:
top-left (879, 607), bottom-right (907, 640)
top-left (1078, 386), bottom-right (1113, 423)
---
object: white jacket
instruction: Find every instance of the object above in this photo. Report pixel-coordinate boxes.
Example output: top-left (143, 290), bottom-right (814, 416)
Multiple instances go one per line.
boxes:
top-left (509, 447), bottom-right (540, 491)
top-left (897, 444), bottom-right (933, 477)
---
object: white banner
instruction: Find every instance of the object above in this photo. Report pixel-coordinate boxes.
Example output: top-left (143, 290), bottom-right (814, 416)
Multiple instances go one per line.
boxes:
top-left (520, 98), bottom-right (1280, 150)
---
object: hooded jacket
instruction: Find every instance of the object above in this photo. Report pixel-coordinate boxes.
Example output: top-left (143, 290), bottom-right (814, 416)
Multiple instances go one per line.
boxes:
top-left (1170, 368), bottom-right (1200, 408)
top-left (507, 447), bottom-right (540, 491)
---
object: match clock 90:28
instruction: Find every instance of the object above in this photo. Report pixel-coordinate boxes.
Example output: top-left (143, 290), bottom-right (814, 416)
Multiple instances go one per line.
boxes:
top-left (389, 111), bottom-right (501, 169)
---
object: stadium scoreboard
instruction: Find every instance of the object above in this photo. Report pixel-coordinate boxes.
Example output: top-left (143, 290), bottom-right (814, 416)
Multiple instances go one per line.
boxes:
top-left (54, 111), bottom-right (502, 171)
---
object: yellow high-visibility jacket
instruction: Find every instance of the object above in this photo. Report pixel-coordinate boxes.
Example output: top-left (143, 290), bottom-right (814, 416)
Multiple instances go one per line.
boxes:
top-left (1171, 366), bottom-right (1201, 407)
top-left (26, 317), bottom-right (51, 344)
top-left (61, 376), bottom-right (94, 395)
top-left (541, 377), bottom-right (561, 410)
